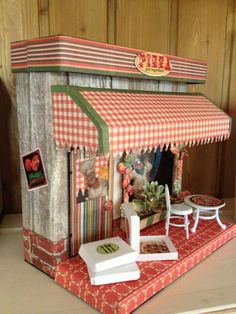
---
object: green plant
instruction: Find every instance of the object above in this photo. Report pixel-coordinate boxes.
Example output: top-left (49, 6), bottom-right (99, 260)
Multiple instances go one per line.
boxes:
top-left (141, 181), bottom-right (165, 212)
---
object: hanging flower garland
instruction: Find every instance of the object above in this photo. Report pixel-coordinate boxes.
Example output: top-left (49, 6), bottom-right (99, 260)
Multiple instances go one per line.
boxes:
top-left (170, 145), bottom-right (189, 197)
top-left (117, 154), bottom-right (135, 202)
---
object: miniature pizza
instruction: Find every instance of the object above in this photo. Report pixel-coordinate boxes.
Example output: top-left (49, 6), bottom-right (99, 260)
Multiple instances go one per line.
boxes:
top-left (140, 241), bottom-right (170, 254)
top-left (190, 195), bottom-right (224, 206)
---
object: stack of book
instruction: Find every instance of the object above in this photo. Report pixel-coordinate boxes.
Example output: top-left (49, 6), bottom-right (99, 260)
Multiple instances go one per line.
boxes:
top-left (79, 236), bottom-right (140, 285)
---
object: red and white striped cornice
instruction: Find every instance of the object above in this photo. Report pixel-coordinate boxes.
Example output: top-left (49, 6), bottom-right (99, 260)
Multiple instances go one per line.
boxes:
top-left (11, 35), bottom-right (207, 83)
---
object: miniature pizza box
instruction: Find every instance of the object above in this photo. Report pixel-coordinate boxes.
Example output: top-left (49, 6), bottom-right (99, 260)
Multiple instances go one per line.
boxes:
top-left (79, 236), bottom-right (138, 273)
top-left (87, 262), bottom-right (140, 285)
top-left (124, 203), bottom-right (178, 261)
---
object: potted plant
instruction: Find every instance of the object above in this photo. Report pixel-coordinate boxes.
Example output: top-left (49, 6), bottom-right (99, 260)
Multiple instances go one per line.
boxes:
top-left (120, 181), bottom-right (166, 231)
top-left (141, 181), bottom-right (165, 212)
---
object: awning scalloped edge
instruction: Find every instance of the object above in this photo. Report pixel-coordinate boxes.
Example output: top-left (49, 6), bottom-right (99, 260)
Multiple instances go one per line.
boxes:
top-left (54, 133), bottom-right (230, 155)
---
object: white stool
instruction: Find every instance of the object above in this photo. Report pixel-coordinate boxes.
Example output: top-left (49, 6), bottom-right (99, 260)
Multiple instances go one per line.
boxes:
top-left (165, 184), bottom-right (193, 240)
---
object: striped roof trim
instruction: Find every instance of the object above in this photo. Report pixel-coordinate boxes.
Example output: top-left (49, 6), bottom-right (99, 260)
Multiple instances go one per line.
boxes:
top-left (11, 35), bottom-right (207, 83)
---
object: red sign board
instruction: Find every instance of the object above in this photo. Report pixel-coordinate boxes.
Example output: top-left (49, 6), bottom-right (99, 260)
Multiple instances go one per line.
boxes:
top-left (135, 52), bottom-right (171, 76)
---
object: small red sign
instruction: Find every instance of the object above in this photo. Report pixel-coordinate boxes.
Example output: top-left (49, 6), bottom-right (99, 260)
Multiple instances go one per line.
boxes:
top-left (21, 148), bottom-right (48, 191)
top-left (135, 52), bottom-right (171, 76)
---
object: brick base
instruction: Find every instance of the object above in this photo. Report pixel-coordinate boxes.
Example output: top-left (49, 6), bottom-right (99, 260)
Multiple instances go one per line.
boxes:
top-left (23, 228), bottom-right (68, 277)
top-left (55, 219), bottom-right (236, 313)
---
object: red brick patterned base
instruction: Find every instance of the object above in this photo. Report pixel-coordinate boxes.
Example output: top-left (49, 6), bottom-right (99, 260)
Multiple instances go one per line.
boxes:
top-left (55, 219), bottom-right (236, 314)
top-left (23, 228), bottom-right (68, 277)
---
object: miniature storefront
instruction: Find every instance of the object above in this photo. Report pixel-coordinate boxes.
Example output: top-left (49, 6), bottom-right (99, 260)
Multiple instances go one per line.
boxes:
top-left (11, 36), bottom-right (235, 313)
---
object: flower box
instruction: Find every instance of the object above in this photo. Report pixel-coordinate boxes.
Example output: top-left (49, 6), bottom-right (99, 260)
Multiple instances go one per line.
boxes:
top-left (120, 203), bottom-right (166, 231)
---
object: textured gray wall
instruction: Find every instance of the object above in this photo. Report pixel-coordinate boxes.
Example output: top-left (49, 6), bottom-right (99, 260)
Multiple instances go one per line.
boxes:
top-left (16, 73), bottom-right (68, 241)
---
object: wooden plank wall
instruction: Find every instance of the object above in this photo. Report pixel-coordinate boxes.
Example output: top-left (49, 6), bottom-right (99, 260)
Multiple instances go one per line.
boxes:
top-left (0, 0), bottom-right (235, 215)
top-left (0, 0), bottom-right (39, 217)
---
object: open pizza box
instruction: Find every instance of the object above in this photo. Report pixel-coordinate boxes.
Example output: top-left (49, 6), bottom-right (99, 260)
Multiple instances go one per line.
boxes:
top-left (124, 203), bottom-right (178, 261)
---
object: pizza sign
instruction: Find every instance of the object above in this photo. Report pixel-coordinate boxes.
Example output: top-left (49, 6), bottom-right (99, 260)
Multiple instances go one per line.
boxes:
top-left (135, 52), bottom-right (171, 76)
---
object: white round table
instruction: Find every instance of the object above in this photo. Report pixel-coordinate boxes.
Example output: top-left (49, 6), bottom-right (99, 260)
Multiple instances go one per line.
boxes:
top-left (184, 195), bottom-right (226, 233)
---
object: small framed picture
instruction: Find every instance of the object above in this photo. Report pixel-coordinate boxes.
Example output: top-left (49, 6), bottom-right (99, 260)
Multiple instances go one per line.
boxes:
top-left (21, 148), bottom-right (48, 191)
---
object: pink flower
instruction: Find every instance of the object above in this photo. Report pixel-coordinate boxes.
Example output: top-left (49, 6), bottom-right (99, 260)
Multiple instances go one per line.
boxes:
top-left (117, 162), bottom-right (127, 174)
top-left (127, 184), bottom-right (134, 195)
top-left (104, 200), bottom-right (113, 211)
top-left (170, 147), bottom-right (180, 155)
top-left (122, 176), bottom-right (131, 189)
top-left (178, 190), bottom-right (191, 200)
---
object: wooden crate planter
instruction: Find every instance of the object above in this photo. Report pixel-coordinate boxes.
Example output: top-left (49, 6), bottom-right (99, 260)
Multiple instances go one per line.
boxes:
top-left (120, 207), bottom-right (166, 231)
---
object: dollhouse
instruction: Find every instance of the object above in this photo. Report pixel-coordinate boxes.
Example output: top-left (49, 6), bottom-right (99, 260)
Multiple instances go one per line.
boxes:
top-left (11, 35), bottom-right (235, 313)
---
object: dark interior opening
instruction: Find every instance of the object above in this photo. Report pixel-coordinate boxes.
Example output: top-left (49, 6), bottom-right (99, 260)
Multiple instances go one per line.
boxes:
top-left (155, 148), bottom-right (175, 194)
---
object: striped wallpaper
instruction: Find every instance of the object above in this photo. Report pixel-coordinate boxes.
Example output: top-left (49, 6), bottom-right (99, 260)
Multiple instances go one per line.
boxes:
top-left (69, 150), bottom-right (112, 256)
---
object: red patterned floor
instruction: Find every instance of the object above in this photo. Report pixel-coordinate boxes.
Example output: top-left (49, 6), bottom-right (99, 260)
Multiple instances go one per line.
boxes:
top-left (55, 218), bottom-right (236, 314)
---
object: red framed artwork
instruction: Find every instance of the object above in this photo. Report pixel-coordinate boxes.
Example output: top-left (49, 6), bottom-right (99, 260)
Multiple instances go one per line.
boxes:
top-left (21, 148), bottom-right (48, 191)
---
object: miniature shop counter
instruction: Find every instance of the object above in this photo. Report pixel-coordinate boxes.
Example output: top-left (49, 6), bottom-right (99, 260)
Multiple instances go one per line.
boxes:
top-left (11, 35), bottom-right (234, 314)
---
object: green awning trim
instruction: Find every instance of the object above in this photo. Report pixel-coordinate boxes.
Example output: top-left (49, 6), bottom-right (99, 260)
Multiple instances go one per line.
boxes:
top-left (52, 85), bottom-right (110, 153)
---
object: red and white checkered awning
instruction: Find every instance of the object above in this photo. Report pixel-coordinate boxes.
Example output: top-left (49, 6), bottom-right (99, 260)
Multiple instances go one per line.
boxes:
top-left (52, 86), bottom-right (231, 154)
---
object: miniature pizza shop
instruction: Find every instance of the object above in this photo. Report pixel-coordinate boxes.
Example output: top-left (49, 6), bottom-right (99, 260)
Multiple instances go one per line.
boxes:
top-left (11, 35), bottom-right (235, 314)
